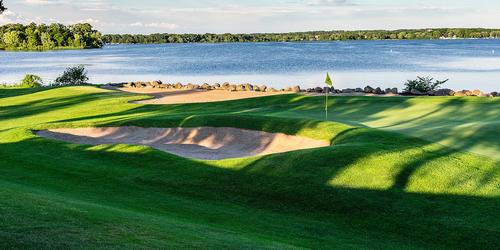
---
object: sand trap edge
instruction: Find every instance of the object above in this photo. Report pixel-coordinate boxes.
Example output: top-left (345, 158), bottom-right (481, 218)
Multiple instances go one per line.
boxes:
top-left (36, 126), bottom-right (330, 160)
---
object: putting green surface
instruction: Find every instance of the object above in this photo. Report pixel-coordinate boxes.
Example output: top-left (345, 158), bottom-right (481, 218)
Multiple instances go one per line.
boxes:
top-left (1, 86), bottom-right (499, 249)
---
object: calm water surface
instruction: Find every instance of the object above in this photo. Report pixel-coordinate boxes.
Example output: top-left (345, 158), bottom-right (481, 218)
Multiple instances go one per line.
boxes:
top-left (1, 39), bottom-right (499, 91)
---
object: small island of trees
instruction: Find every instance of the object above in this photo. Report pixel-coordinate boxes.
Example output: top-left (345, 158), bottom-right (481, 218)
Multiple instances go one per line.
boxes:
top-left (102, 28), bottom-right (500, 44)
top-left (0, 23), bottom-right (103, 51)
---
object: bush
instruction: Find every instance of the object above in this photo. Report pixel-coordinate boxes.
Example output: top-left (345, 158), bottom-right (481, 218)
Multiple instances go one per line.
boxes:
top-left (20, 74), bottom-right (43, 88)
top-left (55, 65), bottom-right (89, 85)
top-left (404, 76), bottom-right (448, 94)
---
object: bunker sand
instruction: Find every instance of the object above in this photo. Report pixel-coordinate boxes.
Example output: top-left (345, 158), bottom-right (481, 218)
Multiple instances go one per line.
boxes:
top-left (116, 87), bottom-right (293, 104)
top-left (38, 127), bottom-right (330, 160)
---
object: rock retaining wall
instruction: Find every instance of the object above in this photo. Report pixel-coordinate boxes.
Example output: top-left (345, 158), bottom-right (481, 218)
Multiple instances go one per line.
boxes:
top-left (108, 81), bottom-right (498, 97)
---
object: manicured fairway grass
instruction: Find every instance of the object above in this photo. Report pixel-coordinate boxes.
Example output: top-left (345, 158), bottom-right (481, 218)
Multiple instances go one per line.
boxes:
top-left (1, 86), bottom-right (499, 249)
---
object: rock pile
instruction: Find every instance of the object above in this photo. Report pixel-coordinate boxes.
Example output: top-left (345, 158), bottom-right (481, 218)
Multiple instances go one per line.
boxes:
top-left (119, 81), bottom-right (302, 93)
top-left (110, 81), bottom-right (498, 97)
top-left (302, 85), bottom-right (399, 95)
top-left (405, 88), bottom-right (497, 97)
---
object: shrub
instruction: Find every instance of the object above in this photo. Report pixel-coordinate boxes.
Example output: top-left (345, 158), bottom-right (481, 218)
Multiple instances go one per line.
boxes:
top-left (55, 65), bottom-right (89, 85)
top-left (404, 76), bottom-right (448, 93)
top-left (20, 74), bottom-right (43, 88)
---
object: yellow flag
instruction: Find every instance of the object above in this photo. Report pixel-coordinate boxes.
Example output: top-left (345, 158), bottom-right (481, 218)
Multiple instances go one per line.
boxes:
top-left (325, 72), bottom-right (333, 87)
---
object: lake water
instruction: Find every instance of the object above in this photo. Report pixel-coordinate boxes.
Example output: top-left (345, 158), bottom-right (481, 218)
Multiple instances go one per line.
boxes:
top-left (1, 39), bottom-right (499, 91)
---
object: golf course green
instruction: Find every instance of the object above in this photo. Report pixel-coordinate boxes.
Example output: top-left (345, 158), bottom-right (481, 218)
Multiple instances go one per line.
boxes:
top-left (1, 86), bottom-right (499, 249)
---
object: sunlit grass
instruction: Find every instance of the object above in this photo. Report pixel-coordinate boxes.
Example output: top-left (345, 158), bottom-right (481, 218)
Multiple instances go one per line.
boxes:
top-left (0, 86), bottom-right (499, 249)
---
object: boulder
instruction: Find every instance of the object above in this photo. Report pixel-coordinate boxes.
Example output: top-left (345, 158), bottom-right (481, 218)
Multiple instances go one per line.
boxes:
top-left (244, 83), bottom-right (253, 91)
top-left (253, 86), bottom-right (261, 92)
top-left (471, 89), bottom-right (483, 96)
top-left (174, 82), bottom-right (183, 89)
top-left (151, 80), bottom-right (162, 88)
top-left (222, 82), bottom-right (231, 90)
top-left (229, 84), bottom-right (237, 92)
top-left (342, 88), bottom-right (355, 93)
top-left (386, 88), bottom-right (398, 94)
top-left (315, 87), bottom-right (323, 93)
top-left (491, 92), bottom-right (498, 97)
top-left (185, 83), bottom-right (196, 90)
top-left (292, 85), bottom-right (301, 93)
top-left (124, 82), bottom-right (135, 88)
top-left (355, 88), bottom-right (363, 92)
top-left (259, 85), bottom-right (268, 92)
top-left (267, 87), bottom-right (279, 92)
top-left (435, 89), bottom-right (455, 96)
top-left (374, 87), bottom-right (385, 95)
top-left (201, 83), bottom-right (211, 90)
top-left (236, 84), bottom-right (245, 91)
top-left (138, 82), bottom-right (152, 88)
top-left (453, 91), bottom-right (467, 97)
top-left (364, 85), bottom-right (374, 93)
top-left (410, 89), bottom-right (425, 95)
top-left (213, 83), bottom-right (221, 89)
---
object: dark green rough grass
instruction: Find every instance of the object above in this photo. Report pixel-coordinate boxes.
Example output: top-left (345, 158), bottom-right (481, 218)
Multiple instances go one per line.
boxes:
top-left (0, 86), bottom-right (499, 249)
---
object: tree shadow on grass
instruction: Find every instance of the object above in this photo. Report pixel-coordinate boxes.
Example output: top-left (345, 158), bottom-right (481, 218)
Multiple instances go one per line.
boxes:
top-left (0, 93), bottom-right (115, 120)
top-left (0, 87), bottom-right (54, 99)
top-left (0, 132), bottom-right (498, 249)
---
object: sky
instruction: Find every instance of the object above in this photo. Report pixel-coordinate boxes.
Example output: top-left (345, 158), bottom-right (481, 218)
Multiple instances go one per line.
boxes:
top-left (1, 0), bottom-right (499, 34)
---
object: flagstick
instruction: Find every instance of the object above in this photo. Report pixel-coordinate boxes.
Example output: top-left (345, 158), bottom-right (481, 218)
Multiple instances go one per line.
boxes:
top-left (325, 89), bottom-right (328, 120)
top-left (324, 72), bottom-right (333, 121)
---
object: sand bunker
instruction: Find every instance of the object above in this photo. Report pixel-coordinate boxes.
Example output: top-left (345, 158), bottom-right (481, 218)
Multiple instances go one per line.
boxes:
top-left (37, 127), bottom-right (329, 160)
top-left (115, 87), bottom-right (292, 104)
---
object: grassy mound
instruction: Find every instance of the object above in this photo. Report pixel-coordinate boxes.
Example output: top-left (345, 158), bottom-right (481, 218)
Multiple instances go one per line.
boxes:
top-left (0, 86), bottom-right (499, 249)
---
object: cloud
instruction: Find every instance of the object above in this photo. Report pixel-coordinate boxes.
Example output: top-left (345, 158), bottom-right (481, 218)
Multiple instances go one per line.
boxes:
top-left (23, 0), bottom-right (112, 11)
top-left (130, 22), bottom-right (178, 30)
top-left (306, 0), bottom-right (353, 6)
top-left (3, 0), bottom-right (500, 34)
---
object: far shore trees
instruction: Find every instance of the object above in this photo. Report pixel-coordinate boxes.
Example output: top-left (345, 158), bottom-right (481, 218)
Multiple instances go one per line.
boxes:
top-left (102, 28), bottom-right (500, 44)
top-left (0, 23), bottom-right (103, 50)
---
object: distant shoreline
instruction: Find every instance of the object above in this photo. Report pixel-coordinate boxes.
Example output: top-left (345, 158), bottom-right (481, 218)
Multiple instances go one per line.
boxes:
top-left (102, 28), bottom-right (500, 44)
top-left (102, 37), bottom-right (500, 46)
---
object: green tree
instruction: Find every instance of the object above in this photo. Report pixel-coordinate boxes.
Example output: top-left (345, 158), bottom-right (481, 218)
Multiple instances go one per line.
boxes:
top-left (20, 74), bottom-right (43, 88)
top-left (0, 23), bottom-right (103, 50)
top-left (3, 31), bottom-right (22, 48)
top-left (41, 32), bottom-right (55, 49)
top-left (0, 0), bottom-right (6, 14)
top-left (25, 23), bottom-right (41, 49)
top-left (55, 65), bottom-right (89, 85)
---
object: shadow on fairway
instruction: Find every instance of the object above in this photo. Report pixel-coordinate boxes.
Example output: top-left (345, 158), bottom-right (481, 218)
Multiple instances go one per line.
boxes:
top-left (0, 132), bottom-right (498, 249)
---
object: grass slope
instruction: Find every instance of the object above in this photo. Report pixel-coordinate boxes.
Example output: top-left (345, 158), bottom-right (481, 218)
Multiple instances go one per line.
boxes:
top-left (0, 86), bottom-right (499, 249)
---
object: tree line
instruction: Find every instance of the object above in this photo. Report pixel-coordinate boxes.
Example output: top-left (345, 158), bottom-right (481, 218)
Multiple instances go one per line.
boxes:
top-left (0, 0), bottom-right (6, 14)
top-left (0, 23), bottom-right (103, 50)
top-left (102, 28), bottom-right (500, 44)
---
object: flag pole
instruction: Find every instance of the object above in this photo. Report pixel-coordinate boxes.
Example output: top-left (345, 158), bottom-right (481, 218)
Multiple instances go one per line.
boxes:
top-left (324, 72), bottom-right (333, 121)
top-left (325, 88), bottom-right (328, 120)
